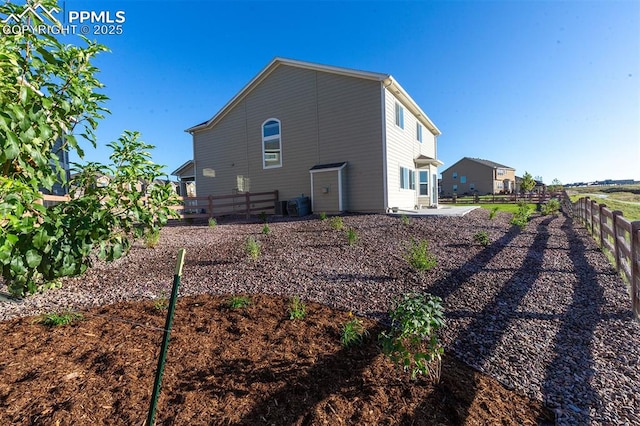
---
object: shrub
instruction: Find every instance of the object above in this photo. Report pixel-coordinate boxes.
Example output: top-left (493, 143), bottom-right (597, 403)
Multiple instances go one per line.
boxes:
top-left (144, 228), bottom-right (160, 248)
top-left (541, 198), bottom-right (561, 216)
top-left (510, 201), bottom-right (531, 230)
top-left (488, 206), bottom-right (499, 220)
top-left (379, 293), bottom-right (445, 381)
top-left (473, 231), bottom-right (491, 247)
top-left (288, 296), bottom-right (307, 320)
top-left (346, 228), bottom-right (358, 246)
top-left (400, 214), bottom-right (410, 225)
top-left (153, 291), bottom-right (169, 311)
top-left (329, 216), bottom-right (344, 231)
top-left (341, 313), bottom-right (369, 348)
top-left (262, 224), bottom-right (271, 235)
top-left (404, 239), bottom-right (437, 271)
top-left (208, 217), bottom-right (217, 228)
top-left (319, 212), bottom-right (327, 221)
top-left (245, 236), bottom-right (260, 260)
top-left (227, 295), bottom-right (251, 309)
top-left (37, 311), bottom-right (84, 327)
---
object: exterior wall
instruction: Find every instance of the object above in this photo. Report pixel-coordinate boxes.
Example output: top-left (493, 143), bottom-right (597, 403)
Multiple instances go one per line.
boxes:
top-left (384, 89), bottom-right (438, 209)
top-left (311, 171), bottom-right (340, 213)
top-left (192, 65), bottom-right (385, 212)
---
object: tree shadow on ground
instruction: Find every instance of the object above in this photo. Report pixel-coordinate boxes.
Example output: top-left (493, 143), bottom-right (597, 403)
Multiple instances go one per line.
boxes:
top-left (407, 216), bottom-right (556, 424)
top-left (540, 216), bottom-right (604, 423)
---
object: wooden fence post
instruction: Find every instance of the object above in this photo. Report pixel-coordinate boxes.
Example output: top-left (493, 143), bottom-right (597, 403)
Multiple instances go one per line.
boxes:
top-left (208, 195), bottom-right (213, 218)
top-left (245, 192), bottom-right (251, 219)
top-left (632, 221), bottom-right (640, 320)
top-left (599, 203), bottom-right (607, 248)
top-left (612, 211), bottom-right (623, 272)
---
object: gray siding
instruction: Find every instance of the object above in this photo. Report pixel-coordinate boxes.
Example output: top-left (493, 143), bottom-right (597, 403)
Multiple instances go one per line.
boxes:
top-left (312, 171), bottom-right (340, 213)
top-left (193, 65), bottom-right (385, 212)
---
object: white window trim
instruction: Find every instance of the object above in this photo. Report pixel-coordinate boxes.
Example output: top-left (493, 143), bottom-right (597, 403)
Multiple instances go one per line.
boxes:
top-left (400, 166), bottom-right (415, 190)
top-left (416, 123), bottom-right (422, 142)
top-left (419, 170), bottom-right (429, 196)
top-left (262, 118), bottom-right (282, 169)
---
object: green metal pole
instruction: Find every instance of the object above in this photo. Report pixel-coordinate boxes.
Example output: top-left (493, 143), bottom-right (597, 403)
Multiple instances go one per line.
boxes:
top-left (146, 248), bottom-right (186, 426)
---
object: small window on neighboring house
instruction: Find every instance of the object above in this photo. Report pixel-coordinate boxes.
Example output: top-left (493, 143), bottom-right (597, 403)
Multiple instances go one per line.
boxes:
top-left (400, 166), bottom-right (415, 190)
top-left (452, 172), bottom-right (457, 179)
top-left (416, 123), bottom-right (422, 142)
top-left (453, 184), bottom-right (458, 192)
top-left (262, 119), bottom-right (282, 168)
top-left (469, 183), bottom-right (475, 191)
top-left (497, 168), bottom-right (505, 176)
top-left (460, 176), bottom-right (466, 184)
top-left (497, 182), bottom-right (503, 189)
top-left (419, 171), bottom-right (428, 195)
top-left (395, 102), bottom-right (404, 129)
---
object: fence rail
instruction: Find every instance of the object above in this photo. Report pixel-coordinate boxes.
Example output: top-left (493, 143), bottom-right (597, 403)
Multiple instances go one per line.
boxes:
top-left (568, 194), bottom-right (640, 320)
top-left (169, 191), bottom-right (279, 219)
top-left (440, 193), bottom-right (557, 204)
top-left (40, 190), bottom-right (280, 220)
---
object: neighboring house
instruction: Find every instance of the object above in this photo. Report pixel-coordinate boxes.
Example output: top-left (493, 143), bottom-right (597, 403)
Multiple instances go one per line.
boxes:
top-left (185, 57), bottom-right (442, 214)
top-left (440, 157), bottom-right (516, 196)
top-left (171, 160), bottom-right (197, 197)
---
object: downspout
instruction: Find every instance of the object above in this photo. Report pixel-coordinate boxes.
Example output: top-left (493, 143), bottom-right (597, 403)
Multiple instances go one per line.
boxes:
top-left (381, 78), bottom-right (393, 212)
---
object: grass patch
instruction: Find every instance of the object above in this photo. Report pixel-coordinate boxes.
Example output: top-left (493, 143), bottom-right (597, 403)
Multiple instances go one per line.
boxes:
top-left (478, 203), bottom-right (536, 214)
top-left (288, 296), bottom-right (307, 320)
top-left (227, 295), bottom-right (251, 309)
top-left (37, 311), bottom-right (83, 327)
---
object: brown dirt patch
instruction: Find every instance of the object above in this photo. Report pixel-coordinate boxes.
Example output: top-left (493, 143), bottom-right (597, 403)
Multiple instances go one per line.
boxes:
top-left (0, 293), bottom-right (553, 425)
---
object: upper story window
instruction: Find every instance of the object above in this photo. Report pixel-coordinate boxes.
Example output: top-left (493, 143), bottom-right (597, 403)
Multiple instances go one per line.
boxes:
top-left (497, 168), bottom-right (505, 176)
top-left (452, 172), bottom-right (458, 179)
top-left (262, 119), bottom-right (282, 169)
top-left (395, 102), bottom-right (404, 129)
top-left (460, 176), bottom-right (467, 184)
top-left (416, 123), bottom-right (422, 142)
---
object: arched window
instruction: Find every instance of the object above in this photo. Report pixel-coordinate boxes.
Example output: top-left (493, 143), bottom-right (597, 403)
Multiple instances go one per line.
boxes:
top-left (262, 119), bottom-right (282, 169)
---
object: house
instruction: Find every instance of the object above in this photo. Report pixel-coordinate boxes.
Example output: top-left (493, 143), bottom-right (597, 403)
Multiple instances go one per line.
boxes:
top-left (171, 160), bottom-right (197, 197)
top-left (440, 157), bottom-right (516, 196)
top-left (185, 58), bottom-right (442, 214)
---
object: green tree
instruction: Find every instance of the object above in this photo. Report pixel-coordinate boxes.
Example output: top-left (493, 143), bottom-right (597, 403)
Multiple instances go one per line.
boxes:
top-left (549, 178), bottom-right (563, 192)
top-left (0, 1), bottom-right (177, 296)
top-left (520, 172), bottom-right (536, 194)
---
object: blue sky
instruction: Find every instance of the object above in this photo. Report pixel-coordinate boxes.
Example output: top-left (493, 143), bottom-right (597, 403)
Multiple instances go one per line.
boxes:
top-left (38, 1), bottom-right (640, 183)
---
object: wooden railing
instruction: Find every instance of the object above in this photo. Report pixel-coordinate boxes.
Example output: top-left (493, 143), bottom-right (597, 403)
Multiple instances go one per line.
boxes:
top-left (170, 191), bottom-right (279, 219)
top-left (570, 195), bottom-right (640, 320)
top-left (440, 193), bottom-right (558, 204)
top-left (40, 190), bottom-right (280, 220)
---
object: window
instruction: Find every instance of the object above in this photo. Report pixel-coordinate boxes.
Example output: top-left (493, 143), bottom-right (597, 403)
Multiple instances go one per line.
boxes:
top-left (419, 171), bottom-right (428, 196)
top-left (497, 181), bottom-right (503, 189)
top-left (416, 123), bottom-right (422, 142)
top-left (453, 184), bottom-right (458, 192)
top-left (469, 183), bottom-right (475, 191)
top-left (262, 119), bottom-right (281, 168)
top-left (460, 176), bottom-right (466, 184)
top-left (395, 102), bottom-right (404, 129)
top-left (497, 168), bottom-right (505, 176)
top-left (452, 172), bottom-right (457, 179)
top-left (400, 166), bottom-right (415, 190)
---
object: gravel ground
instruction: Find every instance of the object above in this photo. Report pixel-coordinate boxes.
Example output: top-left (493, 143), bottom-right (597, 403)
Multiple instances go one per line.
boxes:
top-left (1, 209), bottom-right (639, 425)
